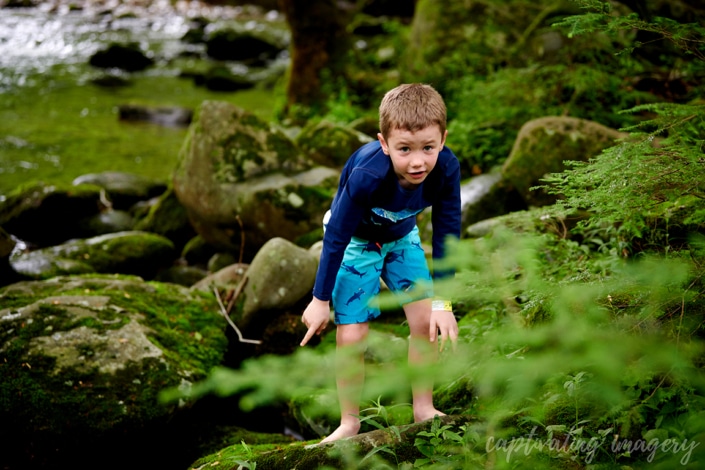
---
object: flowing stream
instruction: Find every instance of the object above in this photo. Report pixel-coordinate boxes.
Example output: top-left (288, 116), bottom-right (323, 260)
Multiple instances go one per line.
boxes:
top-left (0, 1), bottom-right (282, 198)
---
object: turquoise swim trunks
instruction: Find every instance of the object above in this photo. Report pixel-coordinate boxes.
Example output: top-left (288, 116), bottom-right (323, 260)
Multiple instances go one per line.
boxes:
top-left (331, 226), bottom-right (433, 325)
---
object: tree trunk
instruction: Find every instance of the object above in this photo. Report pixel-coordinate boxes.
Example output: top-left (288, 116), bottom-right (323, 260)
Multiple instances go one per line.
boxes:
top-left (278, 0), bottom-right (352, 122)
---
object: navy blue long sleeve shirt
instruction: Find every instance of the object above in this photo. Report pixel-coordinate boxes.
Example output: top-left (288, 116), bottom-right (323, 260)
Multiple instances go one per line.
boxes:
top-left (313, 140), bottom-right (461, 302)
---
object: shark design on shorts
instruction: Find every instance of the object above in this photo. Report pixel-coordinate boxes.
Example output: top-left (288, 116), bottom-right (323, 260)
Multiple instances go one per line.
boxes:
top-left (341, 263), bottom-right (367, 278)
top-left (385, 250), bottom-right (405, 264)
top-left (346, 288), bottom-right (365, 305)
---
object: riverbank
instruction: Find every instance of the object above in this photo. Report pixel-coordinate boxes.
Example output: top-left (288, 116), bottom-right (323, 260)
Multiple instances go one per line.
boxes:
top-left (0, 1), bottom-right (282, 198)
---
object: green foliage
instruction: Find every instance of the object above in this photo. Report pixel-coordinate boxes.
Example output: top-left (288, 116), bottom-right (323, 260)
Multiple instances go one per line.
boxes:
top-left (445, 62), bottom-right (655, 174)
top-left (541, 102), bottom-right (705, 253)
top-left (413, 415), bottom-right (465, 467)
top-left (554, 0), bottom-right (705, 63)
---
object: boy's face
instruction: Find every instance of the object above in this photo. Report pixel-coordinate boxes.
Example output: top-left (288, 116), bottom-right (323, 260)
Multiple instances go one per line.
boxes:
top-left (378, 125), bottom-right (447, 189)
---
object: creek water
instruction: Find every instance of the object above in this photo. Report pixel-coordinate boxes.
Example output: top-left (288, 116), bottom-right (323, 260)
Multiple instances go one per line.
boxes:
top-left (0, 2), bottom-right (282, 198)
top-left (0, 2), bottom-right (194, 90)
top-left (0, 0), bottom-right (282, 79)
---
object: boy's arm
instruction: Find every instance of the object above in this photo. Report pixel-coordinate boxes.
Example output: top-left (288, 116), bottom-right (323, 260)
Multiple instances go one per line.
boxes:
top-left (430, 152), bottom-right (462, 271)
top-left (429, 151), bottom-right (462, 350)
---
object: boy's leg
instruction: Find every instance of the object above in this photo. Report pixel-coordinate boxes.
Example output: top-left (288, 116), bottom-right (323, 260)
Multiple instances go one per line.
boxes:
top-left (403, 298), bottom-right (445, 422)
top-left (321, 322), bottom-right (369, 443)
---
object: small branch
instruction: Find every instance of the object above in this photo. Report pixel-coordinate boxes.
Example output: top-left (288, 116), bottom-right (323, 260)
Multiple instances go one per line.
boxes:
top-left (213, 286), bottom-right (262, 345)
top-left (226, 275), bottom-right (248, 315)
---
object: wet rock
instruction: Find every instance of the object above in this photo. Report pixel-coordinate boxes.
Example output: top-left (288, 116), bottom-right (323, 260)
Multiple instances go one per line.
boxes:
top-left (502, 116), bottom-right (624, 207)
top-left (205, 25), bottom-right (288, 66)
top-left (9, 231), bottom-right (176, 280)
top-left (0, 275), bottom-right (228, 469)
top-left (88, 42), bottom-right (154, 72)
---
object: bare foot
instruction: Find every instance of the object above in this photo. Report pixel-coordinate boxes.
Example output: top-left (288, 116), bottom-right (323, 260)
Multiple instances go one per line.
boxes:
top-left (414, 408), bottom-right (446, 423)
top-left (319, 421), bottom-right (361, 444)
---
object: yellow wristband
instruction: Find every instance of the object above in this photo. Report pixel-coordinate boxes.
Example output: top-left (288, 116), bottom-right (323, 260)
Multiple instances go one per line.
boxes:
top-left (432, 300), bottom-right (453, 312)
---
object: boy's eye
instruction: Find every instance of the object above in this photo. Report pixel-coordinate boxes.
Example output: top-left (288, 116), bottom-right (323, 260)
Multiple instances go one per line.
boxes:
top-left (424, 146), bottom-right (433, 151)
top-left (399, 147), bottom-right (410, 152)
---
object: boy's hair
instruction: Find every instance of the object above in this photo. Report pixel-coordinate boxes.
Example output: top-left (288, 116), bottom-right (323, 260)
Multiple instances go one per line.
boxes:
top-left (379, 83), bottom-right (447, 140)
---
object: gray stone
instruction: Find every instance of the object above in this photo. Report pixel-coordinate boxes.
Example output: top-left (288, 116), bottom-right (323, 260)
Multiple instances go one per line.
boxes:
top-left (240, 237), bottom-right (318, 331)
top-left (173, 101), bottom-right (338, 255)
top-left (10, 231), bottom-right (175, 280)
top-left (0, 275), bottom-right (228, 457)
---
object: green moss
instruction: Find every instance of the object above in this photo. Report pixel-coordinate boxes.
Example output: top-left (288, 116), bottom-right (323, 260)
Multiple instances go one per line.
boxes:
top-left (0, 70), bottom-right (276, 198)
top-left (218, 132), bottom-right (265, 181)
top-left (0, 275), bottom-right (229, 440)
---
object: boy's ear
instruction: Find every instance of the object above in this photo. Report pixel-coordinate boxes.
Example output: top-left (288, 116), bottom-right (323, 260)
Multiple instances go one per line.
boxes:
top-left (377, 133), bottom-right (389, 155)
top-left (441, 129), bottom-right (448, 147)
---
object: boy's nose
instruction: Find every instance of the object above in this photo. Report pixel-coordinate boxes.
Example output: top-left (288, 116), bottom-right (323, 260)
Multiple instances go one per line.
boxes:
top-left (410, 153), bottom-right (425, 167)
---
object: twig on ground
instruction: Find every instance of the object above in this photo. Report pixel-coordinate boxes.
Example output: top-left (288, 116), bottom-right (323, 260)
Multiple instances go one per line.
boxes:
top-left (213, 286), bottom-right (261, 344)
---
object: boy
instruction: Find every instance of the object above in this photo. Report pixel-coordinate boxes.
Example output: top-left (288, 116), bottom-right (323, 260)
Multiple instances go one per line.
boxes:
top-left (300, 83), bottom-right (461, 443)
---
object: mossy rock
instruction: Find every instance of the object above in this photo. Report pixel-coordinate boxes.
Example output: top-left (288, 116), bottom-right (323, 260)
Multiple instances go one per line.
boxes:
top-left (295, 120), bottom-right (374, 168)
top-left (9, 231), bottom-right (176, 280)
top-left (0, 274), bottom-right (228, 467)
top-left (173, 101), bottom-right (335, 254)
top-left (502, 116), bottom-right (624, 207)
top-left (133, 186), bottom-right (196, 250)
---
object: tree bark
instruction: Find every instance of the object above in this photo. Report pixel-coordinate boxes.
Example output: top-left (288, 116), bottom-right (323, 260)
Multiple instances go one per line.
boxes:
top-left (278, 0), bottom-right (352, 122)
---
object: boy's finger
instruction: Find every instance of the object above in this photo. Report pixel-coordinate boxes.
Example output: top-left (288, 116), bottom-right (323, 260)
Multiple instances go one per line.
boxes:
top-left (439, 330), bottom-right (448, 352)
top-left (300, 325), bottom-right (317, 346)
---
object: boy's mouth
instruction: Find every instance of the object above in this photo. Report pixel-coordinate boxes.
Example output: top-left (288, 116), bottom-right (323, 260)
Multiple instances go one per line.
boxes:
top-left (408, 171), bottom-right (426, 180)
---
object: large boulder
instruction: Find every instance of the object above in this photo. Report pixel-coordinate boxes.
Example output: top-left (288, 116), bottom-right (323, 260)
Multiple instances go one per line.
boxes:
top-left (9, 231), bottom-right (176, 280)
top-left (173, 101), bottom-right (339, 258)
top-left (501, 116), bottom-right (624, 207)
top-left (0, 275), bottom-right (228, 469)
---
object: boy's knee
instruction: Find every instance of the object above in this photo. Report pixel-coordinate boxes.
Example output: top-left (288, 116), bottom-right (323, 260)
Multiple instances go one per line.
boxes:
top-left (336, 322), bottom-right (369, 345)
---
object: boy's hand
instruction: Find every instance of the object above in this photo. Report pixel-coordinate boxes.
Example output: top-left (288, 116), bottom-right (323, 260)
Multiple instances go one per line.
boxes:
top-left (300, 297), bottom-right (331, 346)
top-left (430, 310), bottom-right (458, 352)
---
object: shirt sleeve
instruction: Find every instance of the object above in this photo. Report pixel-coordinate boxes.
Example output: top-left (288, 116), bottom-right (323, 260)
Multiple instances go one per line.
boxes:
top-left (430, 151), bottom-right (462, 280)
top-left (312, 168), bottom-right (380, 301)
